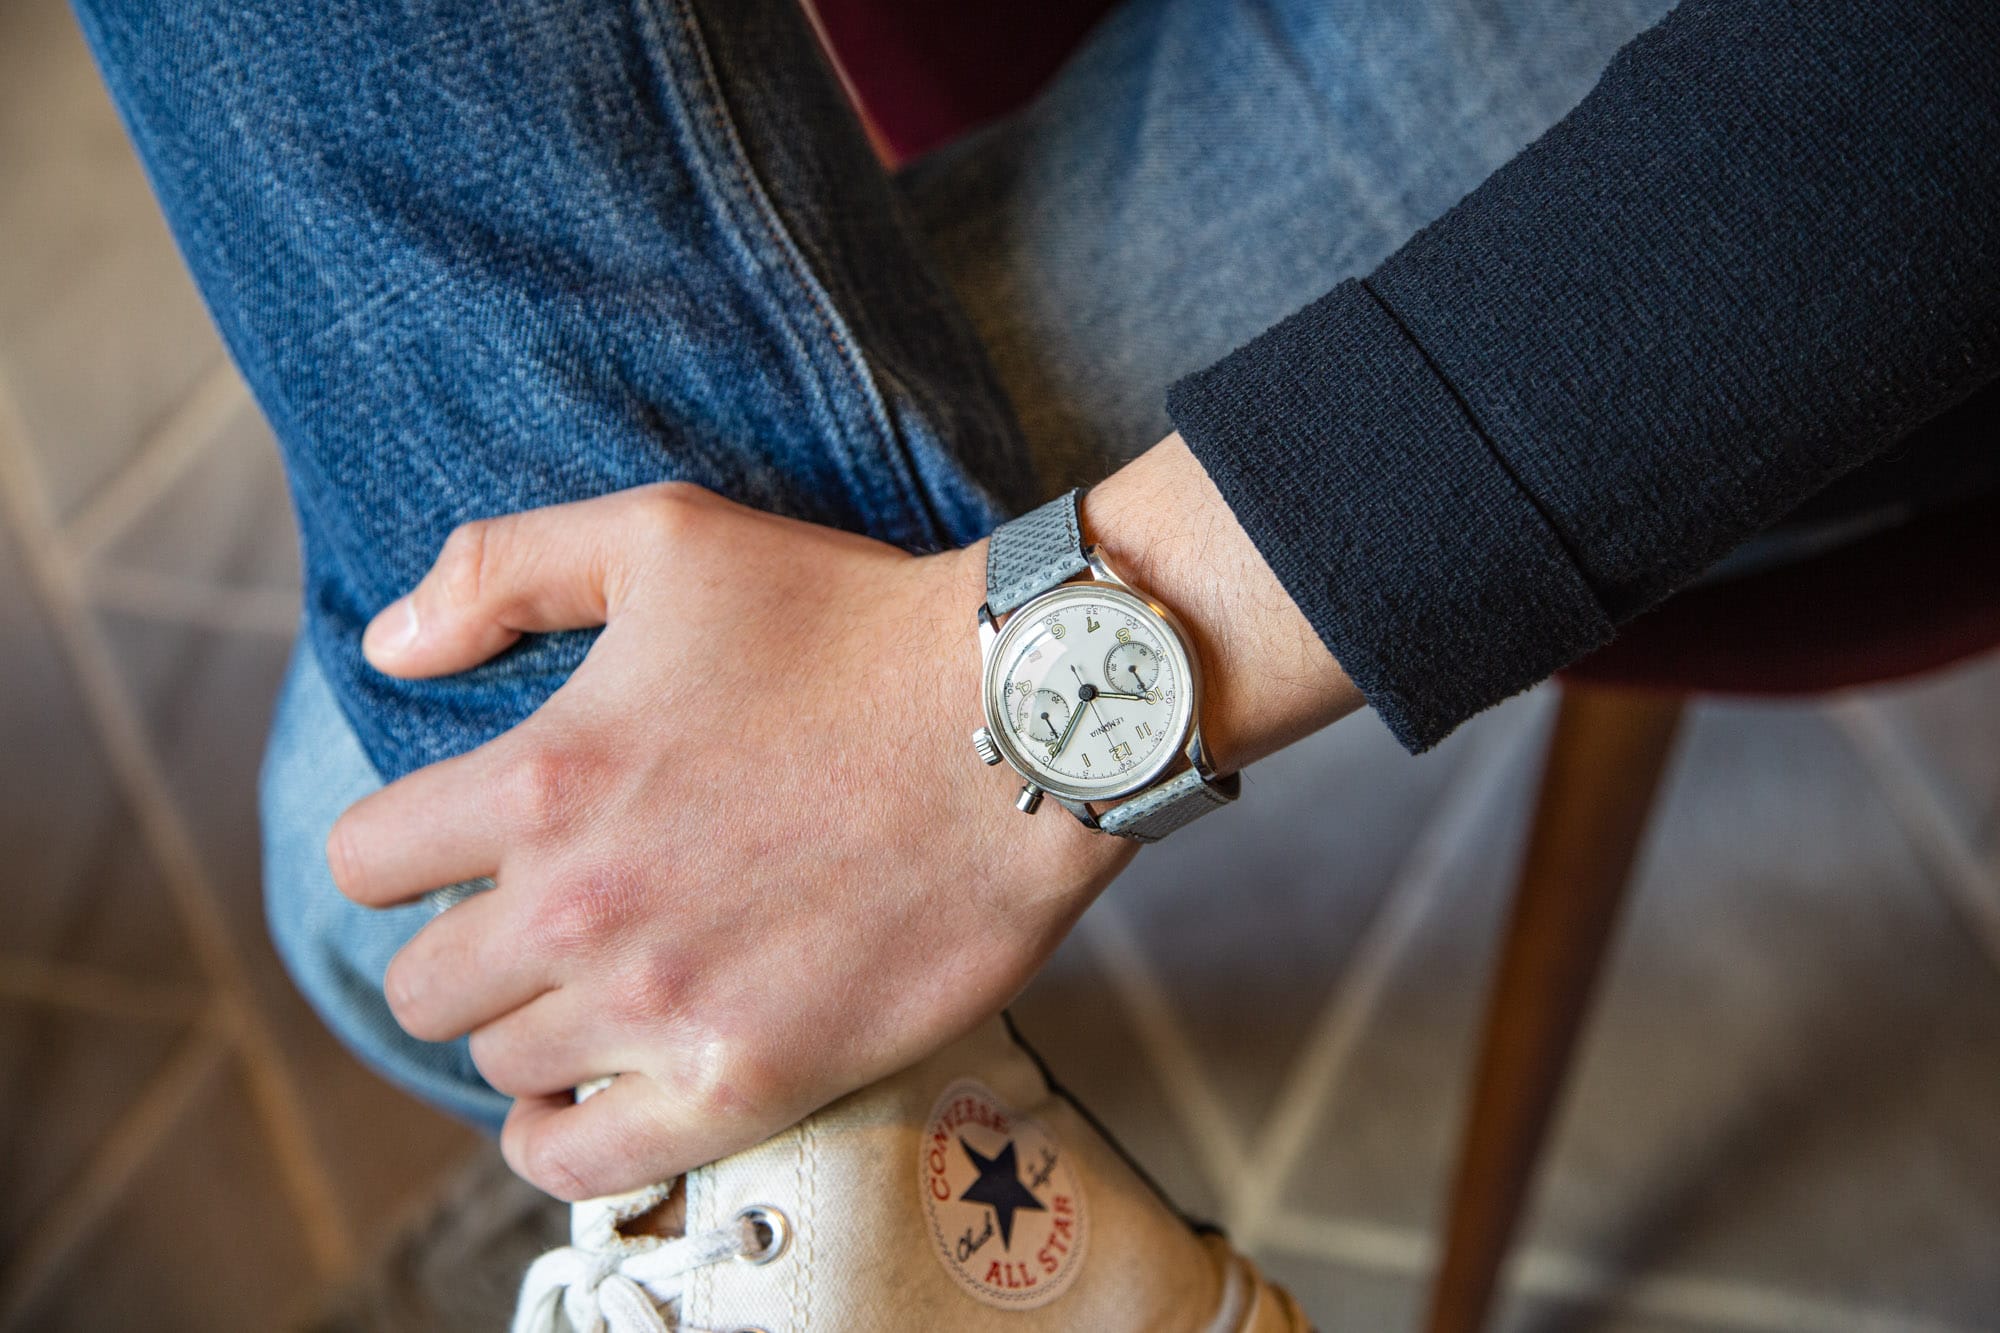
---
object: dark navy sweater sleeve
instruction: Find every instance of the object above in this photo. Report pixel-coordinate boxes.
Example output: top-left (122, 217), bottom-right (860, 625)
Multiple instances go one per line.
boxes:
top-left (1166, 0), bottom-right (2000, 752)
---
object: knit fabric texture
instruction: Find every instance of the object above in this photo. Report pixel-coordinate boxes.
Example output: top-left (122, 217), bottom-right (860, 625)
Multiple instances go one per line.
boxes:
top-left (1167, 0), bottom-right (2000, 751)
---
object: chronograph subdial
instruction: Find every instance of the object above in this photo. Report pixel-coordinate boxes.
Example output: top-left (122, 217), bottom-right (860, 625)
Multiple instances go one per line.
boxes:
top-left (1103, 640), bottom-right (1162, 696)
top-left (1011, 687), bottom-right (1072, 746)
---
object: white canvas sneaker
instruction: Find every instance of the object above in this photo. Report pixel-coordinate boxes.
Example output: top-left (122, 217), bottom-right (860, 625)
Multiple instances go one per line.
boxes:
top-left (513, 1016), bottom-right (1308, 1332)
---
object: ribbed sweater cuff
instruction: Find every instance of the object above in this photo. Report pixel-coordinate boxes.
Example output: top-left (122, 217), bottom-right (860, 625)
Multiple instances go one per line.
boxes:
top-left (1166, 279), bottom-right (1613, 751)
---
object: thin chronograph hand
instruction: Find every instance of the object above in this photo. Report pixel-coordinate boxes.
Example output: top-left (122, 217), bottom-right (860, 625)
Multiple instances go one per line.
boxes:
top-left (1046, 702), bottom-right (1086, 758)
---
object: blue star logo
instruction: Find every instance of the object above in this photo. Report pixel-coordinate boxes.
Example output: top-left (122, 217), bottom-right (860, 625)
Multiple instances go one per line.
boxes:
top-left (958, 1138), bottom-right (1046, 1250)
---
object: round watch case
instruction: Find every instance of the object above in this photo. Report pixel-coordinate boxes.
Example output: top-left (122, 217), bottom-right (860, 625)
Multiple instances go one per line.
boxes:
top-left (980, 580), bottom-right (1199, 805)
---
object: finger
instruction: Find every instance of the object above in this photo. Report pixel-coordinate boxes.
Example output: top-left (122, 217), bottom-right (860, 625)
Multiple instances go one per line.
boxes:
top-left (466, 987), bottom-right (611, 1098)
top-left (327, 744), bottom-right (507, 908)
top-left (382, 888), bottom-right (549, 1042)
top-left (503, 1064), bottom-right (787, 1203)
top-left (363, 485), bottom-right (687, 678)
top-left (503, 1073), bottom-right (716, 1202)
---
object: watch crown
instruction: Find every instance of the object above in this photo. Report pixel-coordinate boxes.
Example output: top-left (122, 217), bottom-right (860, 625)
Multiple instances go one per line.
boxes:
top-left (1016, 784), bottom-right (1044, 815)
top-left (972, 726), bottom-right (1003, 766)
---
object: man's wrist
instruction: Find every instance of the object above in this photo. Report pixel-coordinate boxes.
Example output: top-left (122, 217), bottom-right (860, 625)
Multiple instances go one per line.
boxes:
top-left (928, 540), bottom-right (1122, 880)
top-left (1081, 433), bottom-right (1364, 771)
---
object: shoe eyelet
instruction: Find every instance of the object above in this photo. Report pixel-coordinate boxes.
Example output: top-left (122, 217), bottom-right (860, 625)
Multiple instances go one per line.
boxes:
top-left (734, 1204), bottom-right (790, 1266)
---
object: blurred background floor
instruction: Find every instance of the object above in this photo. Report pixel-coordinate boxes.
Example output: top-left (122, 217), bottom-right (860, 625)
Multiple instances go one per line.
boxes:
top-left (4, 1), bottom-right (1999, 1329)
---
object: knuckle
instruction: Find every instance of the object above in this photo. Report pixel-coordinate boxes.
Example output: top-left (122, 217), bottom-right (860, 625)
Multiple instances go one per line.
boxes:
top-left (605, 958), bottom-right (682, 1030)
top-left (499, 747), bottom-right (585, 831)
top-left (497, 751), bottom-right (551, 826)
top-left (436, 520), bottom-right (496, 610)
top-left (530, 872), bottom-right (641, 956)
top-left (632, 481), bottom-right (703, 543)
top-left (679, 1030), bottom-right (767, 1121)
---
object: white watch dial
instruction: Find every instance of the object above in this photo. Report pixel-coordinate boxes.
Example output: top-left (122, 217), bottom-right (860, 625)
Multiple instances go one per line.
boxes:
top-left (984, 584), bottom-right (1193, 801)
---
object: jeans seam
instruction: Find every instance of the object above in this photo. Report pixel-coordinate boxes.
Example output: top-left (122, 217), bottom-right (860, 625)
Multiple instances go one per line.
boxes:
top-left (649, 0), bottom-right (950, 550)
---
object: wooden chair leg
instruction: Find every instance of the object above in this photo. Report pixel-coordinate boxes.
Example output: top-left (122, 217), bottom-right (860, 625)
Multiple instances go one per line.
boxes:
top-left (1423, 685), bottom-right (1686, 1333)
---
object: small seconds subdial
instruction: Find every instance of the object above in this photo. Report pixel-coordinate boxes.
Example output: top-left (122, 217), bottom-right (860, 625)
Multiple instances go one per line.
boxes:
top-left (1012, 687), bottom-right (1072, 746)
top-left (1104, 640), bottom-right (1161, 695)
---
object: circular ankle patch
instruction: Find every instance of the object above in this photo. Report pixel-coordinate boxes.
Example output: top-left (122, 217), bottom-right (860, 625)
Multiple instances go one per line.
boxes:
top-left (918, 1078), bottom-right (1088, 1310)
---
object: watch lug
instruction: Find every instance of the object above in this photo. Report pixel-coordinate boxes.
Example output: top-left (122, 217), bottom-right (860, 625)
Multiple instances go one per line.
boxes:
top-left (1057, 797), bottom-right (1101, 831)
top-left (1084, 546), bottom-right (1128, 587)
top-left (1184, 724), bottom-right (1221, 781)
top-left (977, 604), bottom-right (998, 660)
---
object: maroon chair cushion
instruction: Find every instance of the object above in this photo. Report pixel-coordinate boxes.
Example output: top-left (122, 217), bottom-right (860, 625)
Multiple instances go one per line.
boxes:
top-left (809, 0), bottom-right (1119, 161)
top-left (1563, 494), bottom-right (2000, 695)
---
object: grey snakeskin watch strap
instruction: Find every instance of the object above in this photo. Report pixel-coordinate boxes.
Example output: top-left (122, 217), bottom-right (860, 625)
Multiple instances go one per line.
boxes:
top-left (1096, 766), bottom-right (1241, 843)
top-left (986, 489), bottom-right (1089, 614)
top-left (983, 489), bottom-right (1239, 842)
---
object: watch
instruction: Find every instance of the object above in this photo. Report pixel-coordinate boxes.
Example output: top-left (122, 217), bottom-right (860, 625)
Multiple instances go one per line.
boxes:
top-left (970, 488), bottom-right (1240, 842)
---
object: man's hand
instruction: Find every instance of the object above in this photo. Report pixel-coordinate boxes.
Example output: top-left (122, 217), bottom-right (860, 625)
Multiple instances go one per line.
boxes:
top-left (327, 483), bottom-right (1130, 1200)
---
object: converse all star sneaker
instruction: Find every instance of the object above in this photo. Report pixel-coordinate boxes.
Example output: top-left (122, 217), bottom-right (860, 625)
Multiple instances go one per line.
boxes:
top-left (513, 1016), bottom-right (1308, 1332)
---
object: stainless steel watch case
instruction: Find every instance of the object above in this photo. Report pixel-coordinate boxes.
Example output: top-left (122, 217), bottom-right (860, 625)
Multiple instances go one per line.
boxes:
top-left (973, 546), bottom-right (1223, 831)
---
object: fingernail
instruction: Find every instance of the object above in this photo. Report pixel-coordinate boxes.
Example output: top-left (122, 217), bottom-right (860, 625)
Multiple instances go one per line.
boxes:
top-left (365, 597), bottom-right (419, 660)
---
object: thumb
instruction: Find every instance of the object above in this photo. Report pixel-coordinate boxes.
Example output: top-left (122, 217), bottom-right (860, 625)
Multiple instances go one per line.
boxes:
top-left (363, 489), bottom-right (662, 677)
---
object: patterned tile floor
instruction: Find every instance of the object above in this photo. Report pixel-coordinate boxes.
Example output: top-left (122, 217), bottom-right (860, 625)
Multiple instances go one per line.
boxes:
top-left (4, 3), bottom-right (1999, 1329)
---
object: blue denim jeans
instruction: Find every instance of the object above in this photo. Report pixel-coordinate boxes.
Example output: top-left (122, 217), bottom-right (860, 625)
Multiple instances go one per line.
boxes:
top-left (77, 0), bottom-right (1672, 1130)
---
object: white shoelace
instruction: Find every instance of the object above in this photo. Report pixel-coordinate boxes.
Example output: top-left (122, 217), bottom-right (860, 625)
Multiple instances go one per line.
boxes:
top-left (511, 1213), bottom-right (759, 1333)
